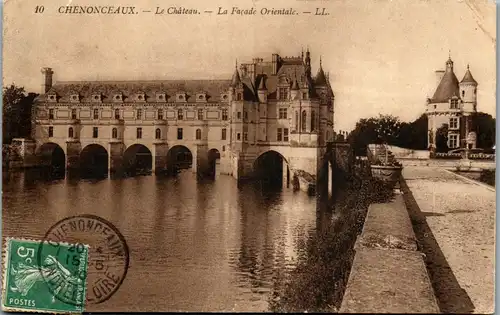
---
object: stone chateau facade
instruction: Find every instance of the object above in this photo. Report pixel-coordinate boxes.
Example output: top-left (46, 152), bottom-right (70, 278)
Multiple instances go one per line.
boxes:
top-left (426, 56), bottom-right (478, 151)
top-left (33, 50), bottom-right (336, 181)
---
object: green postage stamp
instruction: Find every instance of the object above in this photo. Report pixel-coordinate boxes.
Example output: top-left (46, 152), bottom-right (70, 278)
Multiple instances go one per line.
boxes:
top-left (2, 238), bottom-right (89, 313)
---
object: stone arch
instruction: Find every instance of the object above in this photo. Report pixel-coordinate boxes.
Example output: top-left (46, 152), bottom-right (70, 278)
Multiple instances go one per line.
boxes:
top-left (37, 142), bottom-right (66, 171)
top-left (166, 145), bottom-right (193, 175)
top-left (123, 144), bottom-right (153, 176)
top-left (80, 144), bottom-right (109, 178)
top-left (253, 150), bottom-right (290, 189)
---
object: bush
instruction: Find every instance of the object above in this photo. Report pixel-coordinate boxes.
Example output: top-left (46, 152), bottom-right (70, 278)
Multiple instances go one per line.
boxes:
top-left (479, 169), bottom-right (495, 186)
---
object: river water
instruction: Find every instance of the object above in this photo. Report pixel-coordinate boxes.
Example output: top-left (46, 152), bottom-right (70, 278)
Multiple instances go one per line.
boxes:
top-left (2, 170), bottom-right (334, 312)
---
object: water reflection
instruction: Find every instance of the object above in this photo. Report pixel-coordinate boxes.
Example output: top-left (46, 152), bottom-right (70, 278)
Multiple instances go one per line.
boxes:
top-left (3, 170), bottom-right (337, 312)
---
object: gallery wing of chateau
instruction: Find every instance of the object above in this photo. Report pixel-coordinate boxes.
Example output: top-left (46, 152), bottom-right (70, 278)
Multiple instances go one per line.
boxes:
top-left (32, 50), bottom-right (337, 181)
top-left (426, 56), bottom-right (478, 150)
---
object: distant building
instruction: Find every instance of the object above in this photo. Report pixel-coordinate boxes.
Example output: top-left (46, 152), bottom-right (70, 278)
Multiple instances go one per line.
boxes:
top-left (426, 56), bottom-right (478, 150)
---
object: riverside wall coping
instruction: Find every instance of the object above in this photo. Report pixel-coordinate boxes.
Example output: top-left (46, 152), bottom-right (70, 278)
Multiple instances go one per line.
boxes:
top-left (340, 181), bottom-right (440, 313)
top-left (355, 194), bottom-right (417, 251)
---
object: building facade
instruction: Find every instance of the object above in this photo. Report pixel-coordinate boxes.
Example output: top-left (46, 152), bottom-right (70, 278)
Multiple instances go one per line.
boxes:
top-left (33, 50), bottom-right (335, 183)
top-left (426, 56), bottom-right (478, 151)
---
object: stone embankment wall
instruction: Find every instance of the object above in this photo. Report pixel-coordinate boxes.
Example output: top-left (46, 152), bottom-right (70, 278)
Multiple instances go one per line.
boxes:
top-left (3, 139), bottom-right (38, 169)
top-left (385, 145), bottom-right (430, 160)
top-left (340, 182), bottom-right (440, 313)
top-left (399, 158), bottom-right (495, 170)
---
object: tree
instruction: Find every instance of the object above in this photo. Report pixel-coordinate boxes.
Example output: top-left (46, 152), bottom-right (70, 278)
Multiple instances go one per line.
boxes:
top-left (3, 84), bottom-right (37, 144)
top-left (395, 114), bottom-right (428, 150)
top-left (470, 112), bottom-right (495, 150)
top-left (435, 124), bottom-right (449, 153)
top-left (348, 114), bottom-right (402, 156)
top-left (348, 118), bottom-right (379, 156)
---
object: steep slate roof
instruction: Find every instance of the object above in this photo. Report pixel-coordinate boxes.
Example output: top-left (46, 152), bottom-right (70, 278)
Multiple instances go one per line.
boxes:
top-left (431, 69), bottom-right (460, 103)
top-left (40, 80), bottom-right (232, 103)
top-left (460, 66), bottom-right (478, 85)
top-left (258, 76), bottom-right (267, 90)
top-left (314, 67), bottom-right (328, 86)
top-left (231, 68), bottom-right (241, 87)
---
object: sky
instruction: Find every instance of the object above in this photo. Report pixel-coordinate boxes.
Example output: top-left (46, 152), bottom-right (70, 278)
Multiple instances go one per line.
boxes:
top-left (3, 0), bottom-right (496, 131)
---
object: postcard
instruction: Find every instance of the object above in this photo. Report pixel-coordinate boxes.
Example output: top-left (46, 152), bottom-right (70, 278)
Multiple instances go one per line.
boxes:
top-left (2, 0), bottom-right (496, 313)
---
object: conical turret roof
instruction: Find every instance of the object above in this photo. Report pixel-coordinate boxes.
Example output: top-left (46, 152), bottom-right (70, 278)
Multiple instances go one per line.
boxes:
top-left (231, 67), bottom-right (241, 88)
top-left (315, 67), bottom-right (328, 86)
top-left (460, 65), bottom-right (478, 85)
top-left (431, 59), bottom-right (460, 103)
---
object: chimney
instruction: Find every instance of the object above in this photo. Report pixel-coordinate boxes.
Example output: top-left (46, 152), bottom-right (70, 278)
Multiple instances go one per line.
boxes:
top-left (272, 54), bottom-right (279, 75)
top-left (41, 67), bottom-right (54, 94)
top-left (435, 70), bottom-right (445, 86)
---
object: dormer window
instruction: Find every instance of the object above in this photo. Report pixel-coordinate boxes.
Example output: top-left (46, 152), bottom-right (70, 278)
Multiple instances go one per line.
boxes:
top-left (156, 93), bottom-right (166, 102)
top-left (92, 94), bottom-right (102, 102)
top-left (47, 94), bottom-right (57, 102)
top-left (114, 94), bottom-right (123, 102)
top-left (221, 94), bottom-right (228, 101)
top-left (176, 93), bottom-right (186, 102)
top-left (450, 99), bottom-right (459, 109)
top-left (196, 93), bottom-right (207, 102)
top-left (278, 88), bottom-right (289, 100)
top-left (70, 94), bottom-right (79, 102)
top-left (136, 93), bottom-right (145, 102)
top-left (302, 92), bottom-right (308, 100)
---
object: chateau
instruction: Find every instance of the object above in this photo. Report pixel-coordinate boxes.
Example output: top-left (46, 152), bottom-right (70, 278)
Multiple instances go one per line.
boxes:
top-left (426, 56), bottom-right (478, 151)
top-left (33, 50), bottom-right (336, 185)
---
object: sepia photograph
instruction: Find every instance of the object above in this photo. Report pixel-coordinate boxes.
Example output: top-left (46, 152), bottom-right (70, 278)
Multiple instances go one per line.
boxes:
top-left (1, 0), bottom-right (496, 313)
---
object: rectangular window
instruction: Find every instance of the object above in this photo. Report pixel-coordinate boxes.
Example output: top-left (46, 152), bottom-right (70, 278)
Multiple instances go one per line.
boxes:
top-left (284, 128), bottom-right (289, 141)
top-left (277, 128), bottom-right (283, 141)
top-left (450, 99), bottom-right (459, 109)
top-left (198, 109), bottom-right (203, 120)
top-left (237, 133), bottom-right (241, 141)
top-left (221, 128), bottom-right (227, 140)
top-left (93, 108), bottom-right (99, 119)
top-left (49, 109), bottom-right (54, 119)
top-left (114, 109), bottom-right (120, 119)
top-left (222, 109), bottom-right (228, 121)
top-left (178, 109), bottom-right (183, 120)
top-left (237, 111), bottom-right (241, 119)
top-left (279, 88), bottom-right (288, 100)
top-left (136, 109), bottom-right (142, 120)
top-left (244, 111), bottom-right (248, 121)
top-left (48, 126), bottom-right (54, 137)
top-left (177, 128), bottom-right (183, 140)
top-left (449, 117), bottom-right (459, 129)
top-left (449, 134), bottom-right (459, 148)
top-left (93, 127), bottom-right (98, 138)
top-left (157, 109), bottom-right (163, 120)
top-left (71, 109), bottom-right (77, 119)
top-left (136, 127), bottom-right (142, 139)
top-left (243, 132), bottom-right (248, 141)
top-left (279, 108), bottom-right (287, 119)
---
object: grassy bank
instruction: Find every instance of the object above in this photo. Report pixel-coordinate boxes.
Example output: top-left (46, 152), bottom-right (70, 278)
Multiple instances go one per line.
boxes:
top-left (268, 178), bottom-right (394, 312)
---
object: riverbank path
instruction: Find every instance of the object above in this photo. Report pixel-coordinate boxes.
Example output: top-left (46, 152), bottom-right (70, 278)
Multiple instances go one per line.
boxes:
top-left (401, 166), bottom-right (495, 314)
